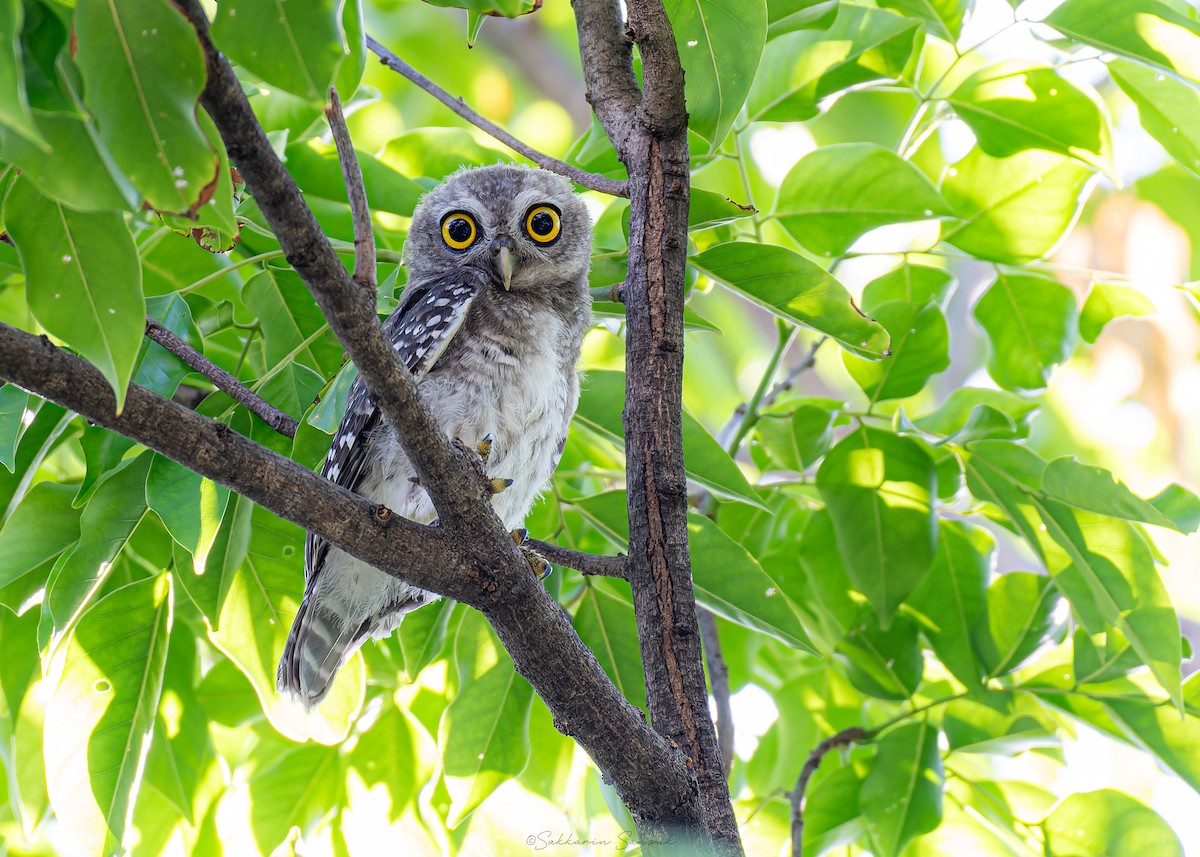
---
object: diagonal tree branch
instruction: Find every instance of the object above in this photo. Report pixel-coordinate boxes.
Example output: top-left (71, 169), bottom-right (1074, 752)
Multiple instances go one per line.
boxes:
top-left (525, 538), bottom-right (627, 578)
top-left (143, 315), bottom-right (299, 438)
top-left (790, 727), bottom-right (867, 857)
top-left (326, 87), bottom-right (376, 292)
top-left (366, 35), bottom-right (628, 198)
top-left (698, 608), bottom-right (734, 779)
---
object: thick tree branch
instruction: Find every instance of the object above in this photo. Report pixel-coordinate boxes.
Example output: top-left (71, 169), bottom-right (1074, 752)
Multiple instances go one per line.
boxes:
top-left (790, 727), bottom-right (867, 857)
top-left (572, 1), bottom-right (742, 851)
top-left (366, 35), bottom-right (628, 198)
top-left (326, 87), bottom-right (376, 292)
top-left (525, 538), bottom-right (626, 578)
top-left (143, 315), bottom-right (299, 438)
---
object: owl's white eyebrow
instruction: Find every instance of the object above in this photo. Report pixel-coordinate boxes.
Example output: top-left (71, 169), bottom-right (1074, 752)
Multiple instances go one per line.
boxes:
top-left (511, 188), bottom-right (551, 219)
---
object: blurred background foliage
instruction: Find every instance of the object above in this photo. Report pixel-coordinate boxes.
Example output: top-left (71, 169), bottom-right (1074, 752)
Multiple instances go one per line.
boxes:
top-left (2, 0), bottom-right (1200, 855)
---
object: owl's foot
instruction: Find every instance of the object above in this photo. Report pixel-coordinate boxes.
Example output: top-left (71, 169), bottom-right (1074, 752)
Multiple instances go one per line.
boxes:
top-left (510, 528), bottom-right (551, 580)
top-left (476, 433), bottom-right (493, 465)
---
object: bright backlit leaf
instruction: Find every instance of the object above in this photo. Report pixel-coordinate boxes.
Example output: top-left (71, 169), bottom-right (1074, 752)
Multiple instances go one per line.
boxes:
top-left (971, 571), bottom-right (1065, 677)
top-left (1045, 0), bottom-right (1200, 84)
top-left (1078, 281), bottom-right (1155, 343)
top-left (973, 273), bottom-right (1078, 392)
top-left (690, 241), bottom-right (889, 358)
top-left (1043, 790), bottom-right (1183, 857)
top-left (44, 575), bottom-right (171, 857)
top-left (941, 148), bottom-right (1096, 263)
top-left (843, 299), bottom-right (950, 403)
top-left (948, 61), bottom-right (1112, 173)
top-left (775, 144), bottom-right (953, 257)
top-left (750, 4), bottom-right (922, 121)
top-left (1110, 59), bottom-right (1200, 177)
top-left (860, 722), bottom-right (944, 857)
top-left (878, 0), bottom-right (971, 42)
top-left (861, 264), bottom-right (956, 313)
top-left (816, 426), bottom-right (937, 627)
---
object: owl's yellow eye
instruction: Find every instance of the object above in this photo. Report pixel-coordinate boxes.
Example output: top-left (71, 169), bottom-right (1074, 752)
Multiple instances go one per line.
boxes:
top-left (524, 205), bottom-right (561, 244)
top-left (441, 212), bottom-right (478, 250)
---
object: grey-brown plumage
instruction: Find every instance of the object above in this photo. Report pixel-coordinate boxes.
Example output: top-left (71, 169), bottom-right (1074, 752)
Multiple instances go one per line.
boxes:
top-left (278, 165), bottom-right (592, 707)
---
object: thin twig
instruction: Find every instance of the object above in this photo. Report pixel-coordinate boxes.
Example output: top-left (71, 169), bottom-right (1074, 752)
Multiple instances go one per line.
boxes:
top-left (524, 538), bottom-right (627, 578)
top-left (365, 35), bottom-right (629, 198)
top-left (757, 336), bottom-right (828, 416)
top-left (325, 87), bottom-right (376, 291)
top-left (144, 316), bottom-right (299, 437)
top-left (698, 608), bottom-right (733, 779)
top-left (790, 727), bottom-right (867, 857)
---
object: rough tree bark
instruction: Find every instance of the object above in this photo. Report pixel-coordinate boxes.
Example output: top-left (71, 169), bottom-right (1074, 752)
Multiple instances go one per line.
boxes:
top-left (572, 1), bottom-right (743, 851)
top-left (0, 0), bottom-right (741, 851)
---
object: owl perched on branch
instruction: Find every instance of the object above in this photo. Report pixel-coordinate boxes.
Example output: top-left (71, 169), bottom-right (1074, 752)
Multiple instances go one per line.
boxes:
top-left (278, 165), bottom-right (593, 707)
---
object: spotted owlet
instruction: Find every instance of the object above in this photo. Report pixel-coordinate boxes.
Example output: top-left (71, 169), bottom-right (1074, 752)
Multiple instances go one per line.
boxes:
top-left (278, 165), bottom-right (593, 707)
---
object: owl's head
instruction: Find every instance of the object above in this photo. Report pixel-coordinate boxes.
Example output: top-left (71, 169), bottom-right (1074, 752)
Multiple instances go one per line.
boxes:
top-left (403, 164), bottom-right (592, 294)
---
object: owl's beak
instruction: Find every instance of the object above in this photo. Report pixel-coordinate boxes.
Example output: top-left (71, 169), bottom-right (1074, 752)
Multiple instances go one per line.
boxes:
top-left (489, 236), bottom-right (517, 291)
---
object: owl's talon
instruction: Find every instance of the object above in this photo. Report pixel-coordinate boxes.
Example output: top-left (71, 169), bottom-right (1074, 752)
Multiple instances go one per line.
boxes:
top-left (489, 477), bottom-right (514, 496)
top-left (476, 434), bottom-right (493, 464)
top-left (408, 475), bottom-right (423, 487)
top-left (520, 544), bottom-right (551, 580)
top-left (510, 527), bottom-right (528, 546)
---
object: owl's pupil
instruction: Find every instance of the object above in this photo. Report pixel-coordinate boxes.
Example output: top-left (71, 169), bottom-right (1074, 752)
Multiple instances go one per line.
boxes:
top-left (447, 218), bottom-right (472, 243)
top-left (530, 211), bottom-right (554, 236)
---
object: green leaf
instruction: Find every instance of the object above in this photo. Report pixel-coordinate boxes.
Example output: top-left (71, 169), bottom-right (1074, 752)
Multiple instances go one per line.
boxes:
top-left (913, 388), bottom-right (1038, 440)
top-left (159, 113), bottom-right (239, 253)
top-left (971, 571), bottom-right (1065, 677)
top-left (44, 574), bottom-right (171, 857)
top-left (241, 267), bottom-right (342, 376)
top-left (256, 361), bottom-right (324, 420)
top-left (349, 705), bottom-right (436, 820)
top-left (665, 0), bottom-right (766, 151)
top-left (146, 453), bottom-right (231, 574)
top-left (689, 513), bottom-right (815, 650)
top-left (1042, 456), bottom-right (1196, 533)
top-left (1149, 483), bottom-right (1200, 533)
top-left (1110, 59), bottom-right (1200, 177)
top-left (44, 454), bottom-right (152, 649)
top-left (74, 0), bottom-right (217, 215)
top-left (399, 597), bottom-right (457, 681)
top-left (801, 762), bottom-right (867, 856)
top-left (422, 0), bottom-right (540, 19)
top-left (836, 608), bottom-right (923, 700)
top-left (689, 188), bottom-right (757, 231)
top-left (861, 264), bottom-right (956, 313)
top-left (0, 482), bottom-right (80, 613)
top-left (973, 273), bottom-right (1079, 391)
top-left (572, 580), bottom-right (646, 711)
top-left (0, 383), bottom-right (29, 472)
top-left (0, 0), bottom-right (45, 148)
top-left (775, 143), bottom-right (953, 257)
top-left (285, 137), bottom-right (425, 217)
top-left (689, 242), bottom-right (889, 358)
top-left (247, 744), bottom-right (341, 852)
top-left (941, 148), bottom-right (1096, 263)
top-left (187, 504), bottom-right (364, 743)
top-left (1078, 281), bottom-right (1155, 343)
top-left (843, 300), bottom-right (950, 403)
top-left (439, 610), bottom-right (533, 826)
top-left (211, 0), bottom-right (348, 103)
top-left (1045, 0), bottom-right (1200, 84)
top-left (947, 61), bottom-right (1113, 173)
top-left (878, 0), bottom-right (971, 42)
top-left (1043, 790), bottom-right (1182, 857)
top-left (816, 426), bottom-right (937, 627)
top-left (6, 176), bottom-right (145, 411)
top-left (753, 403), bottom-right (836, 471)
top-left (750, 5), bottom-right (922, 121)
top-left (137, 295), bottom-right (202, 398)
top-left (1073, 628), bottom-right (1145, 685)
top-left (909, 520), bottom-right (991, 687)
top-left (767, 0), bottom-right (839, 36)
top-left (575, 369), bottom-right (764, 508)
top-left (860, 722), bottom-right (944, 857)
top-left (379, 127), bottom-right (511, 181)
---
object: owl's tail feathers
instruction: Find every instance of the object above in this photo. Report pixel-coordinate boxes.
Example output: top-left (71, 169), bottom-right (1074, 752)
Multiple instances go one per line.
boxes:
top-left (277, 598), bottom-right (368, 710)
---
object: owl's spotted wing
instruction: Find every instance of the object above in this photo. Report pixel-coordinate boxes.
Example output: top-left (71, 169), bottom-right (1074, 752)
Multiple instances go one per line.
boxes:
top-left (304, 271), bottom-right (485, 579)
